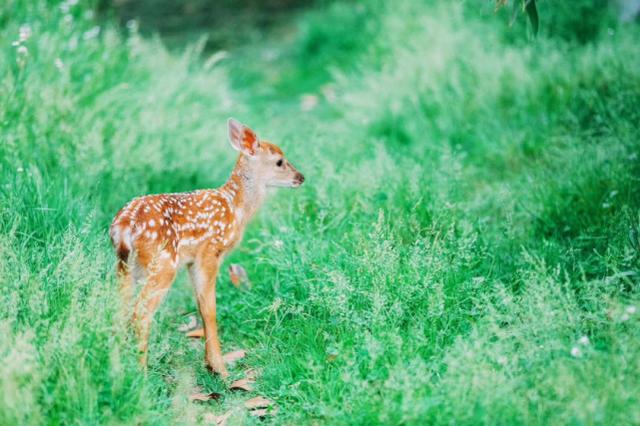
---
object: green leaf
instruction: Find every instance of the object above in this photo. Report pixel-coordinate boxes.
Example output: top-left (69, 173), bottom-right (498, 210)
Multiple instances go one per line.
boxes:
top-left (509, 0), bottom-right (521, 27)
top-left (525, 0), bottom-right (539, 36)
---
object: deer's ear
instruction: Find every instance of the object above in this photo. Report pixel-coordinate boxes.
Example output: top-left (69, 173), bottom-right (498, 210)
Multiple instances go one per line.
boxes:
top-left (227, 118), bottom-right (259, 155)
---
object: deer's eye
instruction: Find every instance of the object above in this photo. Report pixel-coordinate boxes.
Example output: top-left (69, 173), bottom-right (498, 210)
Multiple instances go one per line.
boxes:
top-left (276, 159), bottom-right (284, 167)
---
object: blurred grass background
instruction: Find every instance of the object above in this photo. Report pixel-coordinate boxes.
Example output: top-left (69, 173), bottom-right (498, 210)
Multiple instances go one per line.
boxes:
top-left (1, 0), bottom-right (640, 424)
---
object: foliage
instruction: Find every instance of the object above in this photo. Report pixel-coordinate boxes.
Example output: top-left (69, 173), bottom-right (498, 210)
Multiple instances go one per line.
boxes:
top-left (496, 0), bottom-right (539, 35)
top-left (1, 0), bottom-right (639, 424)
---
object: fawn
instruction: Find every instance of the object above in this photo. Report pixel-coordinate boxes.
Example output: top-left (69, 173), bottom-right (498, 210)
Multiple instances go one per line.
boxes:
top-left (109, 118), bottom-right (304, 376)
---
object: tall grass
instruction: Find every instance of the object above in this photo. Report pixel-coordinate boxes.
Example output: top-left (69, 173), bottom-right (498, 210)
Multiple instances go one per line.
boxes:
top-left (1, 0), bottom-right (639, 424)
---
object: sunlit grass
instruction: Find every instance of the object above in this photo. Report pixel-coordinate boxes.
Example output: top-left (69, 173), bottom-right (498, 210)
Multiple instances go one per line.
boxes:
top-left (1, 0), bottom-right (639, 424)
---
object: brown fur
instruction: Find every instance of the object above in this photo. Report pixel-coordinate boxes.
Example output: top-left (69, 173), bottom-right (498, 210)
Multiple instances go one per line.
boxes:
top-left (109, 119), bottom-right (304, 376)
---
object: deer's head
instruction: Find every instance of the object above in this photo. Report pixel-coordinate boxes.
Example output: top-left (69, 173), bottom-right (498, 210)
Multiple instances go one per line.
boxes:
top-left (227, 118), bottom-right (305, 188)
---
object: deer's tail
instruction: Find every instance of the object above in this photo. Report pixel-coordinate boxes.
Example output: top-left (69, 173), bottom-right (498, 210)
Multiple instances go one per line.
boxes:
top-left (109, 222), bottom-right (133, 277)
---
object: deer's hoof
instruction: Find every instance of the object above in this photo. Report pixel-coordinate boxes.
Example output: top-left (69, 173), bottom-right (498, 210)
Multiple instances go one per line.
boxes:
top-left (206, 363), bottom-right (229, 378)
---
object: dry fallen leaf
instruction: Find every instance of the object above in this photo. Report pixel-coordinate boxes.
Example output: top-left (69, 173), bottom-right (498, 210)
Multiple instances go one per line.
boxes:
top-left (244, 396), bottom-right (274, 410)
top-left (248, 407), bottom-right (278, 417)
top-left (228, 264), bottom-right (249, 288)
top-left (189, 391), bottom-right (223, 402)
top-left (186, 328), bottom-right (204, 338)
top-left (245, 368), bottom-right (261, 380)
top-left (245, 396), bottom-right (278, 418)
top-left (204, 410), bottom-right (232, 426)
top-left (229, 378), bottom-right (254, 392)
top-left (178, 315), bottom-right (197, 332)
top-left (222, 349), bottom-right (246, 363)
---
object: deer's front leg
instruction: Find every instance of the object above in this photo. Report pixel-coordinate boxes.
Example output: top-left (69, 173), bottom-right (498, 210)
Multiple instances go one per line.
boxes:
top-left (190, 252), bottom-right (227, 377)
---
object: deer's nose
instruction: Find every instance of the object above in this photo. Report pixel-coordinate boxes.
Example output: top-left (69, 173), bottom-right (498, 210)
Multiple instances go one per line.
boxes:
top-left (295, 172), bottom-right (305, 185)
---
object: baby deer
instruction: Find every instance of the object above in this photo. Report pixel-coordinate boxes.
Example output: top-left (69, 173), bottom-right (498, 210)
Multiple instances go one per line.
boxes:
top-left (109, 118), bottom-right (304, 376)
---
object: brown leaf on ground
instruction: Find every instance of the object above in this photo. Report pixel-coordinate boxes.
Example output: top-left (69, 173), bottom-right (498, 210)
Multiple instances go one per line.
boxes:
top-left (244, 396), bottom-right (274, 410)
top-left (244, 368), bottom-right (261, 380)
top-left (186, 328), bottom-right (204, 338)
top-left (248, 406), bottom-right (279, 417)
top-left (222, 349), bottom-right (246, 363)
top-left (228, 264), bottom-right (249, 288)
top-left (204, 410), bottom-right (233, 426)
top-left (229, 378), bottom-right (254, 392)
top-left (178, 315), bottom-right (197, 332)
top-left (189, 391), bottom-right (223, 402)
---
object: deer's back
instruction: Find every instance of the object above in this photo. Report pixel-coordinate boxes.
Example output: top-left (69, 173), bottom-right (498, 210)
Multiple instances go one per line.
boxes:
top-left (110, 190), bottom-right (238, 267)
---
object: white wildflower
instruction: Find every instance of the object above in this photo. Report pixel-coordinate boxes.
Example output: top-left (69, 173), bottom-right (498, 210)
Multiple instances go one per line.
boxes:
top-left (472, 276), bottom-right (486, 285)
top-left (60, 0), bottom-right (78, 13)
top-left (83, 26), bottom-right (100, 40)
top-left (626, 305), bottom-right (637, 315)
top-left (300, 94), bottom-right (318, 112)
top-left (68, 36), bottom-right (78, 50)
top-left (17, 45), bottom-right (28, 56)
top-left (126, 20), bottom-right (139, 33)
top-left (273, 239), bottom-right (284, 249)
top-left (268, 297), bottom-right (283, 313)
top-left (54, 58), bottom-right (64, 70)
top-left (578, 336), bottom-right (590, 346)
top-left (321, 84), bottom-right (337, 103)
top-left (19, 24), bottom-right (32, 42)
top-left (570, 346), bottom-right (582, 358)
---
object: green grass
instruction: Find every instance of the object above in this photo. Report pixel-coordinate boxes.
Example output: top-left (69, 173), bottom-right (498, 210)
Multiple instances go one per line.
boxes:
top-left (1, 0), bottom-right (639, 424)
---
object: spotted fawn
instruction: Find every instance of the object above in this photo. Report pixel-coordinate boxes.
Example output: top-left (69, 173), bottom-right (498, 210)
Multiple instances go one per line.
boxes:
top-left (109, 118), bottom-right (304, 376)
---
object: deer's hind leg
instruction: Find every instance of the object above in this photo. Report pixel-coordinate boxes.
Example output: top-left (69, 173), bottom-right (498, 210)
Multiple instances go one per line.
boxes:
top-left (115, 250), bottom-right (135, 314)
top-left (132, 248), bottom-right (178, 367)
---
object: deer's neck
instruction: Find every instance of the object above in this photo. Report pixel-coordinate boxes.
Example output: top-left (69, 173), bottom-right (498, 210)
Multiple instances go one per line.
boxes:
top-left (220, 156), bottom-right (266, 228)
